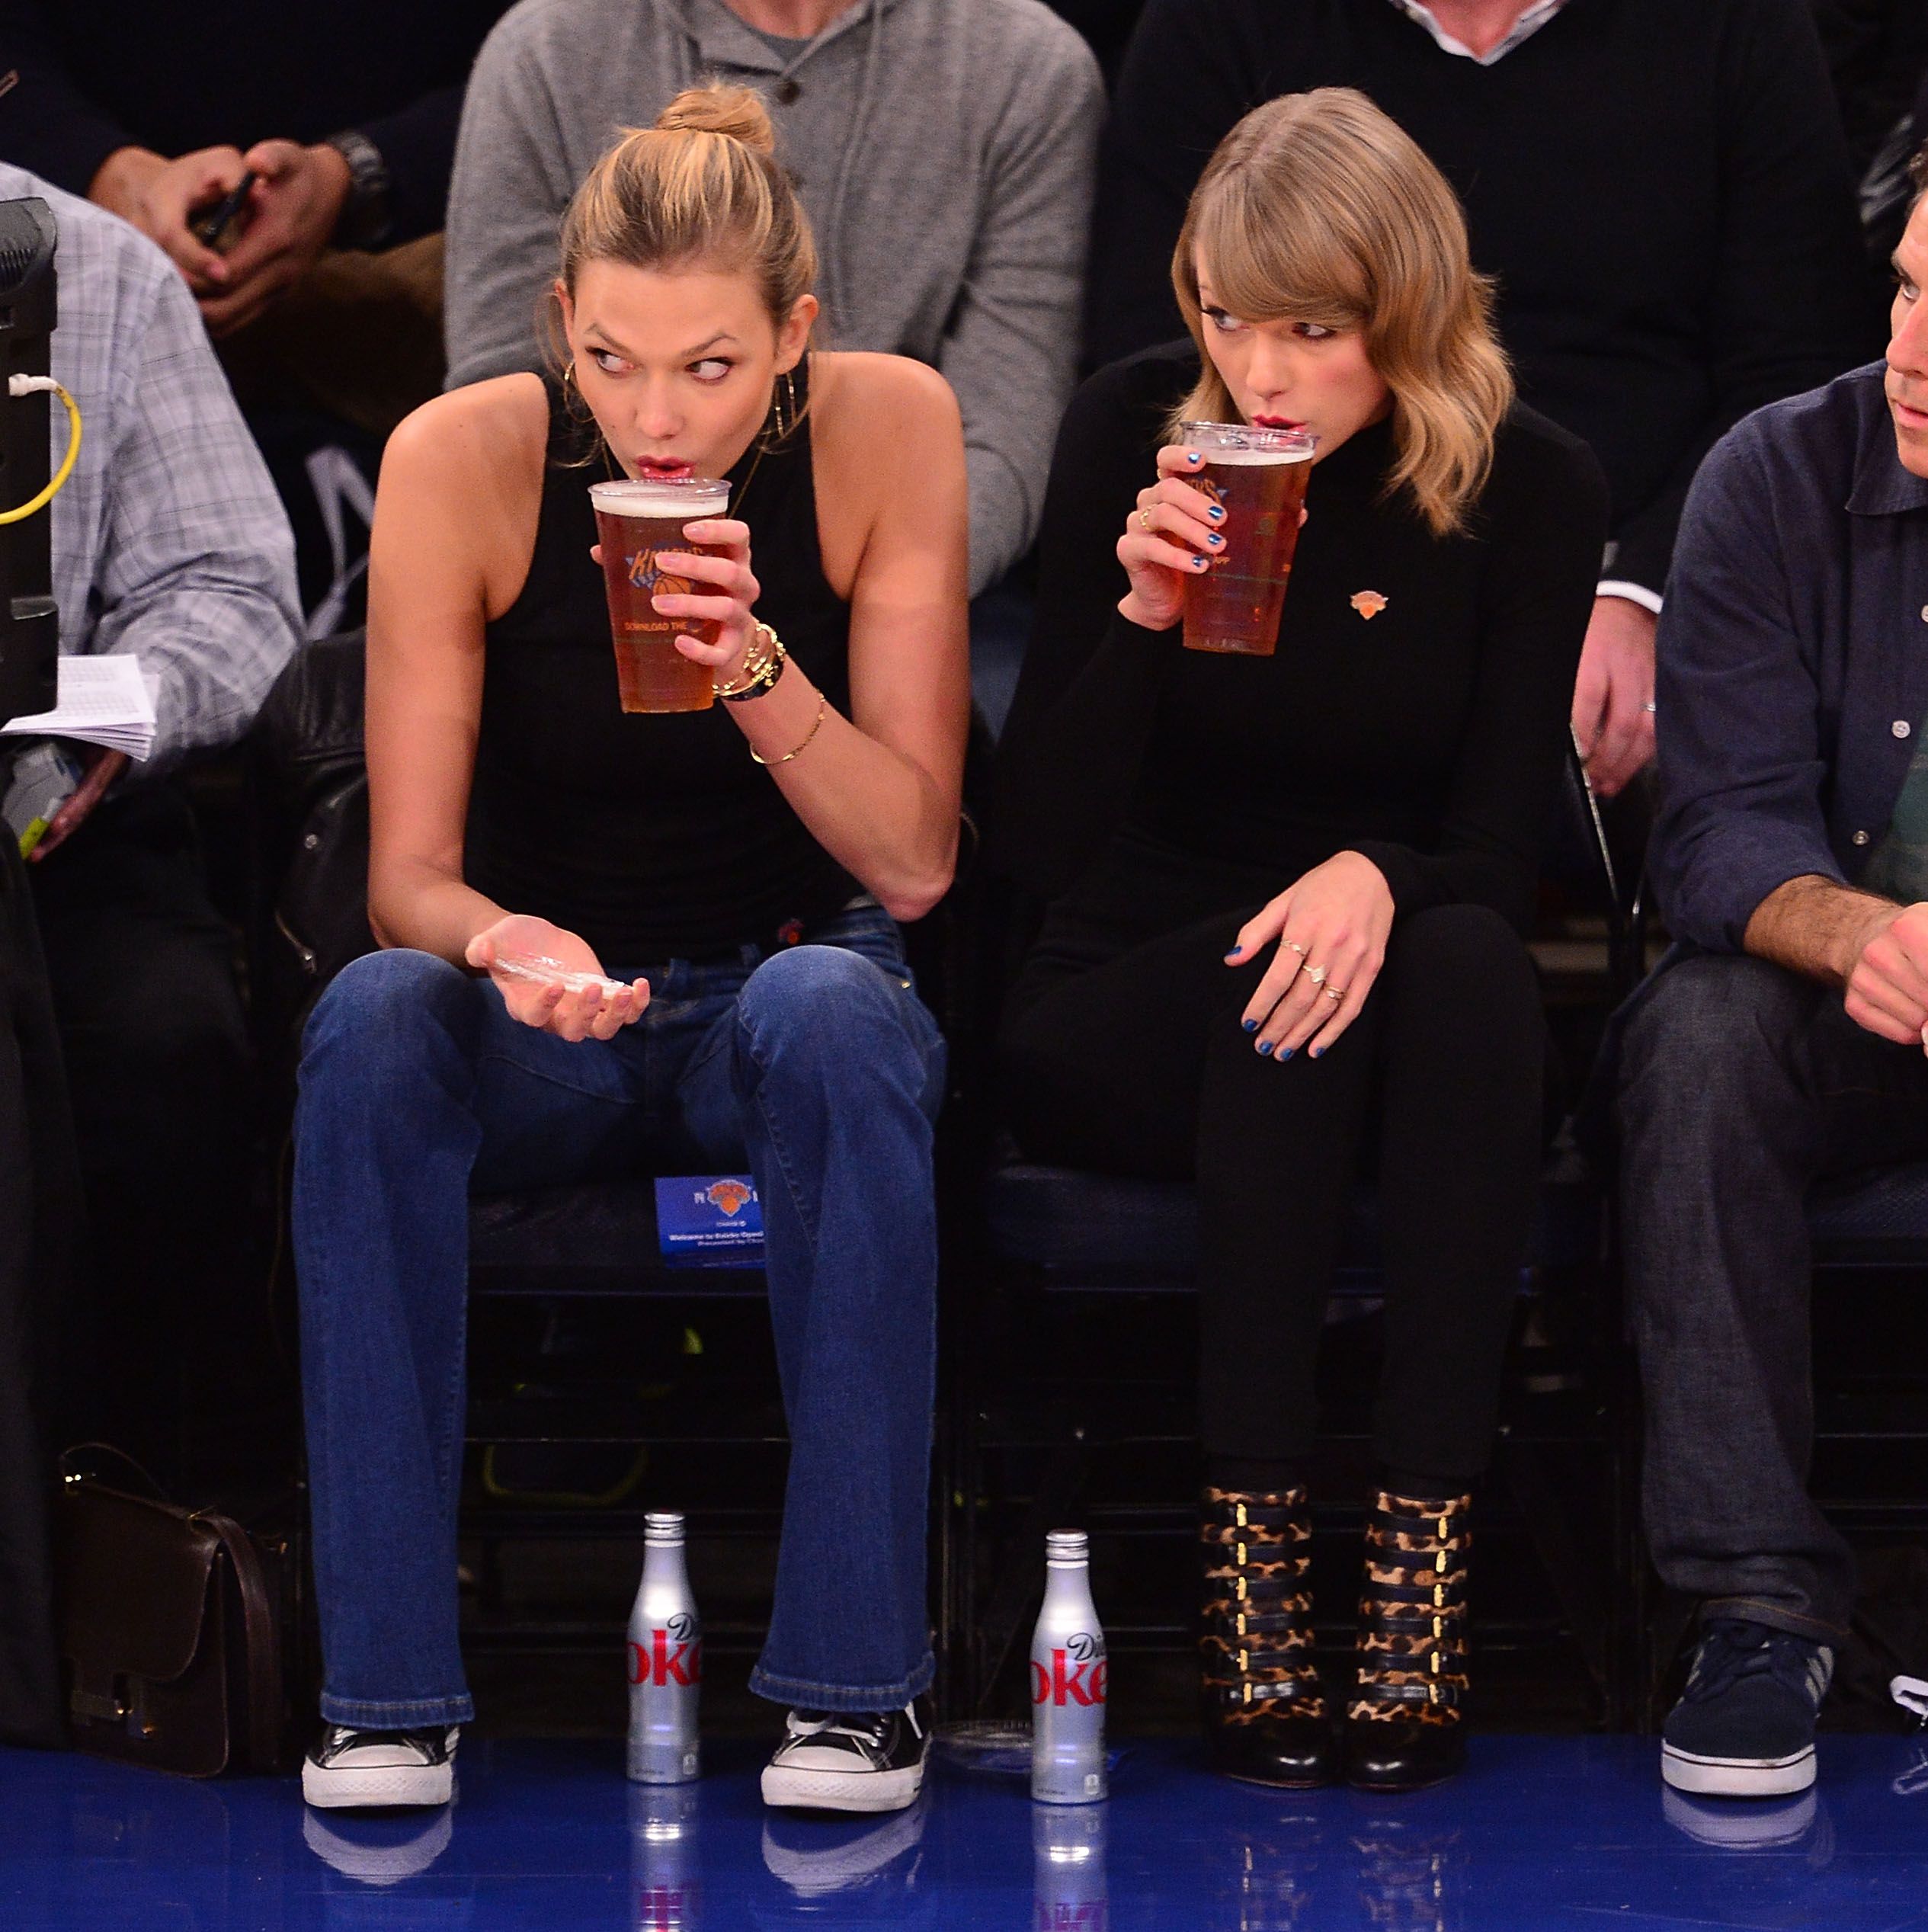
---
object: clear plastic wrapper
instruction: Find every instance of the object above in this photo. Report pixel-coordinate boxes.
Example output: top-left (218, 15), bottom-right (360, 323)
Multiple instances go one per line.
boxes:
top-left (491, 953), bottom-right (636, 998)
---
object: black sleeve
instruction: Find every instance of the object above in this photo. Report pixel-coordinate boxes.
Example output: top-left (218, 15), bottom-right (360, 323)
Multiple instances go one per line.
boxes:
top-left (1609, 0), bottom-right (1872, 594)
top-left (990, 354), bottom-right (1187, 900)
top-left (1085, 1), bottom-right (1263, 367)
top-left (0, 0), bottom-right (134, 194)
top-left (1349, 425), bottom-right (1611, 934)
top-left (354, 80), bottom-right (466, 245)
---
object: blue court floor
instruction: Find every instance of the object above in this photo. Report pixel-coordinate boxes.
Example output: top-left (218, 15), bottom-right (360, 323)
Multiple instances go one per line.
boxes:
top-left (4, 1732), bottom-right (1928, 1930)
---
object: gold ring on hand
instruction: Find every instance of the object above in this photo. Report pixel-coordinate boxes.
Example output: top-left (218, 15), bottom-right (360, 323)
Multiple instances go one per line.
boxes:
top-left (1139, 509), bottom-right (1152, 532)
top-left (1286, 941), bottom-right (1307, 956)
top-left (1306, 966), bottom-right (1328, 985)
top-left (1323, 986), bottom-right (1345, 1002)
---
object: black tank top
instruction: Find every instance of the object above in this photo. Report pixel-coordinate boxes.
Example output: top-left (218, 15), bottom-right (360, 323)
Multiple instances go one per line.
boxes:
top-left (466, 360), bottom-right (857, 963)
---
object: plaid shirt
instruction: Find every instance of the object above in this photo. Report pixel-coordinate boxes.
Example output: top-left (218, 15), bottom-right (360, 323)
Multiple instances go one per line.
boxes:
top-left (1388, 0), bottom-right (1571, 67)
top-left (0, 162), bottom-right (299, 771)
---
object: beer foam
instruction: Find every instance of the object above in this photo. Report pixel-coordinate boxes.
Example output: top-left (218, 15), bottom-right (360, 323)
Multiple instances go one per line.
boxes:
top-left (590, 478), bottom-right (731, 516)
top-left (1201, 445), bottom-right (1313, 466)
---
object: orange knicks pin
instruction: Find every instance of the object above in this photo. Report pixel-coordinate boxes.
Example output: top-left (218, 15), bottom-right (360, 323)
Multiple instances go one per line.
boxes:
top-left (1350, 590), bottom-right (1388, 620)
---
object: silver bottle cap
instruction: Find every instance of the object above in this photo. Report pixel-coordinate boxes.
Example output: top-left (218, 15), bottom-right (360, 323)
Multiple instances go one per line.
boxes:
top-left (645, 1511), bottom-right (687, 1546)
top-left (1046, 1529), bottom-right (1089, 1565)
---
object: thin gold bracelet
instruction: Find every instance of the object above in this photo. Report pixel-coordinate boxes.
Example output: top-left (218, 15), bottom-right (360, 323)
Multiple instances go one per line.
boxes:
top-left (751, 693), bottom-right (830, 767)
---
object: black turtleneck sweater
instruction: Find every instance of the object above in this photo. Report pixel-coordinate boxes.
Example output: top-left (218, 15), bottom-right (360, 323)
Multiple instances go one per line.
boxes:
top-left (994, 341), bottom-right (1609, 948)
top-left (1088, 0), bottom-right (1870, 597)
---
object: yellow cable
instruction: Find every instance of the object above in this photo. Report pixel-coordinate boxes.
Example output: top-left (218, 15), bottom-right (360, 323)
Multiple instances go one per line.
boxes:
top-left (0, 380), bottom-right (81, 525)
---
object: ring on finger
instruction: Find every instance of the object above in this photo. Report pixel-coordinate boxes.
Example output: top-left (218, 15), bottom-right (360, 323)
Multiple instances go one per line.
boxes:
top-left (1323, 986), bottom-right (1345, 1003)
top-left (1286, 941), bottom-right (1307, 957)
top-left (1139, 508), bottom-right (1152, 532)
top-left (1305, 965), bottom-right (1328, 985)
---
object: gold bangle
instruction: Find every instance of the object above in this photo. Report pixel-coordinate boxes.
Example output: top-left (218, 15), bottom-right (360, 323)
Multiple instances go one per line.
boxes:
top-left (716, 621), bottom-right (786, 701)
top-left (751, 693), bottom-right (829, 767)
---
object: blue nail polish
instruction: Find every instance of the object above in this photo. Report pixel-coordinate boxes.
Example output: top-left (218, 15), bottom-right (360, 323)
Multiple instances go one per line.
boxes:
top-left (1279, 1048), bottom-right (1295, 1061)
top-left (1187, 451), bottom-right (1203, 465)
top-left (1224, 947), bottom-right (1242, 960)
top-left (1208, 505), bottom-right (1225, 521)
top-left (1310, 1047), bottom-right (1324, 1059)
top-left (1256, 1040), bottom-right (1273, 1056)
top-left (1208, 533), bottom-right (1225, 548)
top-left (1241, 1017), bottom-right (1257, 1033)
top-left (1194, 556), bottom-right (1209, 570)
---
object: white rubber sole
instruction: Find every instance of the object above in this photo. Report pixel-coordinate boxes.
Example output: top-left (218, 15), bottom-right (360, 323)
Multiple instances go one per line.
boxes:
top-left (1661, 1741), bottom-right (1816, 1797)
top-left (760, 1756), bottom-right (927, 1814)
top-left (303, 1758), bottom-right (454, 1810)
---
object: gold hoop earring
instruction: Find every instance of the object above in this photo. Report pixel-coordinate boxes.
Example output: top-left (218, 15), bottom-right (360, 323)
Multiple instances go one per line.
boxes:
top-left (562, 358), bottom-right (578, 395)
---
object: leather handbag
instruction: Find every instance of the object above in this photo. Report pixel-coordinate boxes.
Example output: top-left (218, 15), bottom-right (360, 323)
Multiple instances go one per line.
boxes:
top-left (54, 1447), bottom-right (290, 1777)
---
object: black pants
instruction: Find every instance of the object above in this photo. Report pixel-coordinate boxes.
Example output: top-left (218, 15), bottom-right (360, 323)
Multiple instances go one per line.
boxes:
top-left (0, 827), bottom-right (78, 1745)
top-left (27, 783), bottom-right (262, 1488)
top-left (1000, 900), bottom-right (1545, 1487)
top-left (1614, 951), bottom-right (1928, 1642)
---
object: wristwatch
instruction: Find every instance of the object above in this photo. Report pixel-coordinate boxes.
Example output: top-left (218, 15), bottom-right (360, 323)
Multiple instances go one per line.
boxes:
top-left (321, 129), bottom-right (394, 251)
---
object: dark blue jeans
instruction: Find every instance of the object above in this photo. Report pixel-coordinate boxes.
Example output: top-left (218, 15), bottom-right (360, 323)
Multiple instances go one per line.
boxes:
top-left (293, 903), bottom-right (945, 1726)
top-left (1615, 950), bottom-right (1928, 1642)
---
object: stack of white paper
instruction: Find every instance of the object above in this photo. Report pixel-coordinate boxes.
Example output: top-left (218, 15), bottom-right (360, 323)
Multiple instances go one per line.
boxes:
top-left (1, 654), bottom-right (158, 760)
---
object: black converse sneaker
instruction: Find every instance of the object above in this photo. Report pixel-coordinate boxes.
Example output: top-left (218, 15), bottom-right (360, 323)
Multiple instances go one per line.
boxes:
top-left (760, 1695), bottom-right (931, 1813)
top-left (303, 1724), bottom-right (460, 1809)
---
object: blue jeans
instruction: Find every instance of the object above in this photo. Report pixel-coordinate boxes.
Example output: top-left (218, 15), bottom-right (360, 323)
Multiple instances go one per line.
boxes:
top-left (293, 902), bottom-right (946, 1726)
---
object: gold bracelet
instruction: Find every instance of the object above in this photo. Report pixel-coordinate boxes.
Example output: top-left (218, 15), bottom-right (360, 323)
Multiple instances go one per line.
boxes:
top-left (715, 621), bottom-right (786, 702)
top-left (751, 693), bottom-right (830, 766)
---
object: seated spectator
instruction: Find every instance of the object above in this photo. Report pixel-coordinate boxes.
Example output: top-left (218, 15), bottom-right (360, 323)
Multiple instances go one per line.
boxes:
top-left (993, 91), bottom-right (1606, 1795)
top-left (1090, 0), bottom-right (1870, 799)
top-left (442, 0), bottom-right (1103, 602)
top-left (0, 0), bottom-right (507, 437)
top-left (0, 161), bottom-right (302, 1485)
top-left (294, 88), bottom-right (966, 1816)
top-left (0, 830), bottom-right (79, 1750)
top-left (1613, 150), bottom-right (1928, 1806)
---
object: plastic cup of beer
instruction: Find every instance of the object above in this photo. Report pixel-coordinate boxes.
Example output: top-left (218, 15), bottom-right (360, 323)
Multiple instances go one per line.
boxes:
top-left (1178, 421), bottom-right (1316, 656)
top-left (588, 476), bottom-right (733, 713)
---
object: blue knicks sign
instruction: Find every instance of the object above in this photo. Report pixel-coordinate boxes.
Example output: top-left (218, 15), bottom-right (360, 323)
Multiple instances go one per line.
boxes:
top-left (655, 1175), bottom-right (765, 1267)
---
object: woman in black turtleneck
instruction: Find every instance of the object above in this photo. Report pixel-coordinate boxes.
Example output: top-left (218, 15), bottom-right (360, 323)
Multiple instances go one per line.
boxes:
top-left (994, 89), bottom-right (1606, 1793)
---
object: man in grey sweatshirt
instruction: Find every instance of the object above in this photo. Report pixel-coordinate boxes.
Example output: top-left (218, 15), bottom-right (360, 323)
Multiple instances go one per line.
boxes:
top-left (444, 0), bottom-right (1105, 595)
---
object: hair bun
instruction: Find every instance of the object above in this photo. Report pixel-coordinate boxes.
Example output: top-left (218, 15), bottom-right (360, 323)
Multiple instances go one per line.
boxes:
top-left (655, 84), bottom-right (778, 155)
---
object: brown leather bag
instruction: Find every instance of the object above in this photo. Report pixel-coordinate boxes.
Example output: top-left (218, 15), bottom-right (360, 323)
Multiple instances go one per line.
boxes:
top-left (54, 1448), bottom-right (289, 1777)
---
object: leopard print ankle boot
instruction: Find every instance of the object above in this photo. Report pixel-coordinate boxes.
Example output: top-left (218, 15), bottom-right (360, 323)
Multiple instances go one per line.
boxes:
top-left (1344, 1491), bottom-right (1472, 1792)
top-left (1199, 1486), bottom-right (1333, 1787)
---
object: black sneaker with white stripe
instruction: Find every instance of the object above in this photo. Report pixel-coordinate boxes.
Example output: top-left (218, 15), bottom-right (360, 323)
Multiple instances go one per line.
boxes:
top-left (303, 1724), bottom-right (460, 1809)
top-left (1661, 1620), bottom-right (1830, 1797)
top-left (760, 1695), bottom-right (930, 1812)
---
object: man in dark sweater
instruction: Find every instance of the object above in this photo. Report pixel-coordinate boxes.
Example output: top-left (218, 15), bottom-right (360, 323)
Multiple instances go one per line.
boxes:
top-left (0, 0), bottom-right (506, 431)
top-left (1091, 0), bottom-right (1871, 796)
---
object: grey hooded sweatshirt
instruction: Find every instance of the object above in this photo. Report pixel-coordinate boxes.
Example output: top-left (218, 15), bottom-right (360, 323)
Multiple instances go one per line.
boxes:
top-left (444, 0), bottom-right (1105, 593)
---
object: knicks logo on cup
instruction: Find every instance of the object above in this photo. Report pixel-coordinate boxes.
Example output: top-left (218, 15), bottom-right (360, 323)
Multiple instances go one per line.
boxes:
top-left (628, 1612), bottom-right (702, 1687)
top-left (1031, 1632), bottom-right (1108, 1707)
top-left (703, 1179), bottom-right (754, 1218)
top-left (627, 549), bottom-right (692, 599)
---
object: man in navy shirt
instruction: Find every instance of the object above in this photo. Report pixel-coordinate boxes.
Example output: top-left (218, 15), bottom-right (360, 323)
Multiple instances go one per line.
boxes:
top-left (1617, 157), bottom-right (1928, 1802)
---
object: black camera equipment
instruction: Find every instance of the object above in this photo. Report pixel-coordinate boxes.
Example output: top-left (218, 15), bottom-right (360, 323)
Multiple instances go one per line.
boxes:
top-left (0, 197), bottom-right (59, 730)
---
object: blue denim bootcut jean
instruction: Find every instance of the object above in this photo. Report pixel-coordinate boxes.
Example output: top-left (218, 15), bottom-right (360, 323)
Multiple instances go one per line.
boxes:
top-left (293, 902), bottom-right (945, 1727)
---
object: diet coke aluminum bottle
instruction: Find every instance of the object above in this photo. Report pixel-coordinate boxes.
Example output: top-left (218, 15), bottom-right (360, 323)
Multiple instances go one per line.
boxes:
top-left (1030, 1528), bottom-right (1108, 1805)
top-left (627, 1511), bottom-right (702, 1784)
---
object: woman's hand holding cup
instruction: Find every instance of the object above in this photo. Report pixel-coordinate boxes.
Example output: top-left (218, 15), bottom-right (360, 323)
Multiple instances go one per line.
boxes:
top-left (651, 517), bottom-right (762, 689)
top-left (466, 913), bottom-right (649, 1042)
top-left (1116, 445), bottom-right (1225, 630)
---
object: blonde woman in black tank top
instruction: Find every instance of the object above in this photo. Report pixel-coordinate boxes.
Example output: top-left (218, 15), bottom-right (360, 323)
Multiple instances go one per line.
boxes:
top-left (292, 88), bottom-right (967, 1818)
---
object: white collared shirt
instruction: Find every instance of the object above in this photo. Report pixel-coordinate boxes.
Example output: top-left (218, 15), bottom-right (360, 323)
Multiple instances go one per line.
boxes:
top-left (1387, 0), bottom-right (1571, 69)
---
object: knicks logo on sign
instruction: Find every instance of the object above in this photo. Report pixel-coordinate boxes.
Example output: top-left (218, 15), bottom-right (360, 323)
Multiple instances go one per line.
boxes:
top-left (705, 1180), bottom-right (754, 1218)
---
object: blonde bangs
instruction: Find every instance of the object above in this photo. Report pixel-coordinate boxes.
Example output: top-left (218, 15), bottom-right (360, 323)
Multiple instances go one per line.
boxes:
top-left (1192, 171), bottom-right (1369, 335)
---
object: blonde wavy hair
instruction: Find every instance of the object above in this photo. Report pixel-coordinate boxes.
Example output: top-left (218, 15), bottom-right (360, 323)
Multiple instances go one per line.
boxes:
top-left (552, 82), bottom-right (819, 348)
top-left (1168, 89), bottom-right (1512, 538)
